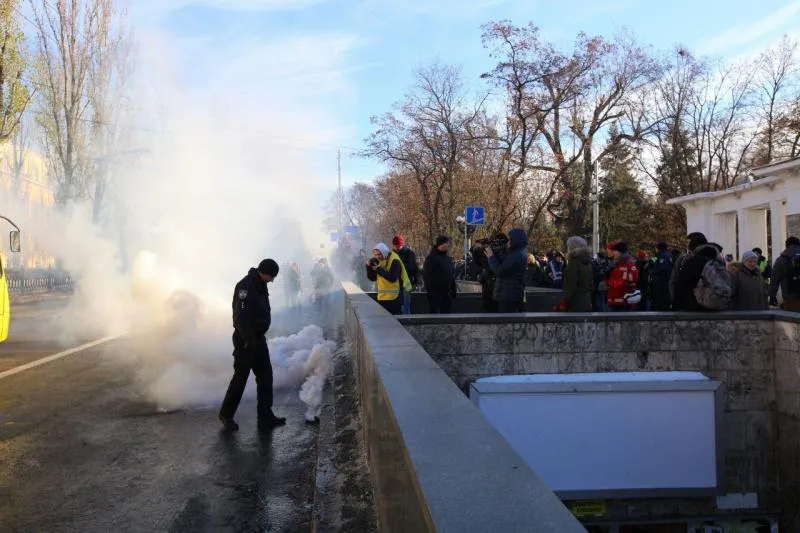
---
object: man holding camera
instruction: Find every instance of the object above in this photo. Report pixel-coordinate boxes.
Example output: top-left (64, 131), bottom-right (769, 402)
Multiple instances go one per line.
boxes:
top-left (472, 233), bottom-right (509, 313)
top-left (366, 243), bottom-right (412, 315)
top-left (486, 228), bottom-right (529, 313)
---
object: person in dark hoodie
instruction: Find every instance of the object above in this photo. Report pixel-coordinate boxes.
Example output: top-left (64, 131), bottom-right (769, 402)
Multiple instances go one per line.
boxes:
top-left (769, 236), bottom-right (800, 312)
top-left (486, 228), bottom-right (528, 313)
top-left (423, 236), bottom-right (457, 313)
top-left (555, 236), bottom-right (593, 312)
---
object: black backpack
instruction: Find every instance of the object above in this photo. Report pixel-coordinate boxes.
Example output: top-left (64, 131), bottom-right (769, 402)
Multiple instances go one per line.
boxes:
top-left (789, 253), bottom-right (800, 295)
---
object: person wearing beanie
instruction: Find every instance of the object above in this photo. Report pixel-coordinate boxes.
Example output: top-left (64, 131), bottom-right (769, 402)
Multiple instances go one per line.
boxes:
top-left (769, 236), bottom-right (800, 311)
top-left (220, 258), bottom-right (285, 432)
top-left (366, 242), bottom-right (412, 315)
top-left (606, 241), bottom-right (640, 311)
top-left (728, 250), bottom-right (768, 310)
top-left (423, 235), bottom-right (457, 314)
top-left (392, 235), bottom-right (419, 313)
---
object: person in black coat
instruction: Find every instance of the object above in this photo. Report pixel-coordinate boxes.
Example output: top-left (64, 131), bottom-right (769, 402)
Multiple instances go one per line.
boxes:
top-left (423, 236), bottom-right (457, 314)
top-left (219, 259), bottom-right (286, 432)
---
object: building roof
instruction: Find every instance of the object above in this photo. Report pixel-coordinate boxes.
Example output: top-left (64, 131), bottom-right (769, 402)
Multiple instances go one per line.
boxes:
top-left (667, 156), bottom-right (800, 206)
top-left (751, 155), bottom-right (800, 177)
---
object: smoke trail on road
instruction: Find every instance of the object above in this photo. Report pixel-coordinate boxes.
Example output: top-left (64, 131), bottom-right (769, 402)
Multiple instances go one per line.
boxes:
top-left (139, 308), bottom-right (334, 419)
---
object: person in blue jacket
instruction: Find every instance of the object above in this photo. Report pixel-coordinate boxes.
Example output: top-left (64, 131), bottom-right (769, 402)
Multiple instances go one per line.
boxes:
top-left (485, 228), bottom-right (529, 313)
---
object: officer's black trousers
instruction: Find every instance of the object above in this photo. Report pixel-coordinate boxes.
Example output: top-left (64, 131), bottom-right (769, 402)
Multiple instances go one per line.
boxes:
top-left (220, 332), bottom-right (273, 420)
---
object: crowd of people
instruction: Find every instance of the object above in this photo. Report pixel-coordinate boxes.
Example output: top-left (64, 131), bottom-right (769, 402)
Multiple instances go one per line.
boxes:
top-left (344, 229), bottom-right (800, 316)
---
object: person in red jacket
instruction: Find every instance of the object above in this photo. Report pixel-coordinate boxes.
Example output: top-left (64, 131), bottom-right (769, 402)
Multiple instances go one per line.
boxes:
top-left (607, 241), bottom-right (640, 311)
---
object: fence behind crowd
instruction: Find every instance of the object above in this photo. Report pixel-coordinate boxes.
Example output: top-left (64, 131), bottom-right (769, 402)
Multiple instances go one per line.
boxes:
top-left (5, 269), bottom-right (74, 295)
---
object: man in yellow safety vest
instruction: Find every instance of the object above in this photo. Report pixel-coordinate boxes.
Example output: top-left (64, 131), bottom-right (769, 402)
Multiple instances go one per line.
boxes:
top-left (366, 242), bottom-right (412, 315)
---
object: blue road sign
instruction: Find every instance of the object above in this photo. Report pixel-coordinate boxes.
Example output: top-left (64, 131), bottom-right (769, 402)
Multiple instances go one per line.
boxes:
top-left (344, 225), bottom-right (360, 238)
top-left (466, 206), bottom-right (485, 225)
top-left (330, 232), bottom-right (340, 242)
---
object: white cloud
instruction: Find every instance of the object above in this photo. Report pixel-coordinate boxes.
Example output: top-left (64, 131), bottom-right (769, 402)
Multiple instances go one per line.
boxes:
top-left (697, 0), bottom-right (800, 55)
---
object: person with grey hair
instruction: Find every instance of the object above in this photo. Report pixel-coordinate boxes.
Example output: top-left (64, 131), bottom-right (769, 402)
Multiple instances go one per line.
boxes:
top-left (728, 250), bottom-right (768, 311)
top-left (554, 236), bottom-right (594, 312)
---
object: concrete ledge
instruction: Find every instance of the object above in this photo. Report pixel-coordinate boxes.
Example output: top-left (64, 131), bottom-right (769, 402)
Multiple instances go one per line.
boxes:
top-left (343, 282), bottom-right (586, 533)
top-left (400, 310), bottom-right (799, 325)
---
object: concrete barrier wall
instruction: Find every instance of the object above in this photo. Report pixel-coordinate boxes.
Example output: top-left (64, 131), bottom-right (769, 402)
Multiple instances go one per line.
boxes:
top-left (401, 311), bottom-right (800, 529)
top-left (343, 282), bottom-right (586, 533)
top-left (364, 283), bottom-right (562, 314)
top-left (774, 317), bottom-right (800, 528)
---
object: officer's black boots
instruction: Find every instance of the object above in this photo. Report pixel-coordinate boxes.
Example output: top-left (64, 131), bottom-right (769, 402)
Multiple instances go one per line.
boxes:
top-left (219, 413), bottom-right (239, 432)
top-left (258, 412), bottom-right (286, 430)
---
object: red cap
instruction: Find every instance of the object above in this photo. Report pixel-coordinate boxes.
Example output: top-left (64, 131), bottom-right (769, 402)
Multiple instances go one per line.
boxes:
top-left (606, 242), bottom-right (616, 251)
top-left (637, 251), bottom-right (647, 260)
top-left (392, 235), bottom-right (405, 247)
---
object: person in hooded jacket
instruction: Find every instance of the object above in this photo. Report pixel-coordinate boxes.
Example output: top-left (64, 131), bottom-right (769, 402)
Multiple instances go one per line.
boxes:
top-left (555, 236), bottom-right (593, 312)
top-left (486, 228), bottom-right (529, 313)
top-left (423, 236), bottom-right (457, 313)
top-left (729, 251), bottom-right (768, 311)
top-left (769, 236), bottom-right (800, 311)
top-left (673, 239), bottom-right (723, 312)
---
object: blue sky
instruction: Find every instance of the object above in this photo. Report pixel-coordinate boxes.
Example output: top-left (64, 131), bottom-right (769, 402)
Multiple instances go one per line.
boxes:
top-left (126, 0), bottom-right (800, 192)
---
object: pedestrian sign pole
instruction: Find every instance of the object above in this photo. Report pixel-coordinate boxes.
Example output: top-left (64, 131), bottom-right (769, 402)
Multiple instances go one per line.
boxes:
top-left (463, 206), bottom-right (485, 278)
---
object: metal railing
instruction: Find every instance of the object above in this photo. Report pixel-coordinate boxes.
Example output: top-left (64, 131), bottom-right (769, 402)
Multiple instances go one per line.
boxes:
top-left (5, 269), bottom-right (74, 294)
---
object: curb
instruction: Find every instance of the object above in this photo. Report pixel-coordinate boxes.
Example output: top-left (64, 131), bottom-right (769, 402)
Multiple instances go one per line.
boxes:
top-left (309, 331), bottom-right (377, 533)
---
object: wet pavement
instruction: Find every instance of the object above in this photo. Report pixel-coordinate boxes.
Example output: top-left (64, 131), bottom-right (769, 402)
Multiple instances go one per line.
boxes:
top-left (0, 336), bottom-right (319, 532)
top-left (0, 299), bottom-right (77, 372)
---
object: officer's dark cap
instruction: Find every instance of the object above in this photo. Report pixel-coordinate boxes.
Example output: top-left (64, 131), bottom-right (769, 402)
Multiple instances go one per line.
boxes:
top-left (258, 259), bottom-right (279, 277)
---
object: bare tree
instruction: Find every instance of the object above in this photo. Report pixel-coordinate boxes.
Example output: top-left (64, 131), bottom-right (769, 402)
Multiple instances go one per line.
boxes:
top-left (753, 36), bottom-right (798, 165)
top-left (30, 0), bottom-right (128, 208)
top-left (0, 1), bottom-right (31, 145)
top-left (87, 1), bottom-right (131, 223)
top-left (362, 63), bottom-right (483, 243)
top-left (482, 22), bottom-right (661, 236)
top-left (641, 48), bottom-right (759, 198)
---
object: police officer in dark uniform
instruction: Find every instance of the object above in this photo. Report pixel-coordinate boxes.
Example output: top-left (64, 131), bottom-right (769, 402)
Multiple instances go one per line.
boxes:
top-left (219, 259), bottom-right (286, 431)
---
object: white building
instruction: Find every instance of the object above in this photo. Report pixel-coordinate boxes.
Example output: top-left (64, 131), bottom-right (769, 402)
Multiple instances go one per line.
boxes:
top-left (667, 157), bottom-right (800, 260)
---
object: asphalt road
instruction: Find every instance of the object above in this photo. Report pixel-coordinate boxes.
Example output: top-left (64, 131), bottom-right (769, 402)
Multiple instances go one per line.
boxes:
top-left (0, 300), bottom-right (319, 533)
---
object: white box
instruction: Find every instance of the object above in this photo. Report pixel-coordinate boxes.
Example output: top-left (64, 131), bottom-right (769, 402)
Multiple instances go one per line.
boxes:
top-left (470, 372), bottom-right (725, 499)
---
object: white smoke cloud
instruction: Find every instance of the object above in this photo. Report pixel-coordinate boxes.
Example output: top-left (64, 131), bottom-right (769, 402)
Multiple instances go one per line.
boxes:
top-left (4, 8), bottom-right (351, 414)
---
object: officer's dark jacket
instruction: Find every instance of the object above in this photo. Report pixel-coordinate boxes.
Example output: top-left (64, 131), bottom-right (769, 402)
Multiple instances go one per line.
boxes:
top-left (233, 267), bottom-right (271, 344)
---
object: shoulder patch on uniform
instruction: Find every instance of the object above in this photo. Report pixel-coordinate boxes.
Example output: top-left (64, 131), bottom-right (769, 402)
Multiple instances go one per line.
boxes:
top-left (238, 289), bottom-right (248, 300)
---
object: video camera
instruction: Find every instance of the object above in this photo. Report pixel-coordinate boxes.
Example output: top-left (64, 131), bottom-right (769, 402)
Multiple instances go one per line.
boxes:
top-left (475, 235), bottom-right (508, 255)
top-left (368, 257), bottom-right (380, 268)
